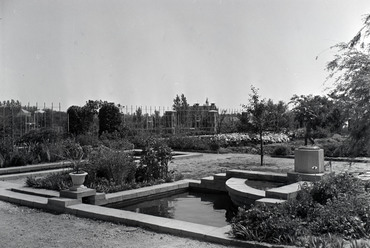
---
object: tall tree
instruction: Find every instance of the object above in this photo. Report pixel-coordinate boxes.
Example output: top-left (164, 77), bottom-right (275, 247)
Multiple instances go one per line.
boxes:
top-left (266, 99), bottom-right (290, 132)
top-left (67, 100), bottom-right (101, 135)
top-left (326, 14), bottom-right (370, 156)
top-left (67, 106), bottom-right (84, 135)
top-left (290, 94), bottom-right (344, 141)
top-left (172, 94), bottom-right (189, 127)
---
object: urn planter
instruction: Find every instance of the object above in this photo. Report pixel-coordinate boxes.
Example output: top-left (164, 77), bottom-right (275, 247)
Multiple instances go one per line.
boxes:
top-left (69, 172), bottom-right (88, 191)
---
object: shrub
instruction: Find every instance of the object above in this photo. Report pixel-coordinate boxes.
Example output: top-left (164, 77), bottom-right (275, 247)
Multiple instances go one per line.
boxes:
top-left (17, 128), bottom-right (61, 144)
top-left (128, 133), bottom-right (152, 149)
top-left (309, 173), bottom-right (365, 205)
top-left (231, 173), bottom-right (370, 245)
top-left (100, 131), bottom-right (134, 150)
top-left (231, 204), bottom-right (305, 244)
top-left (271, 145), bottom-right (292, 156)
top-left (85, 145), bottom-right (136, 187)
top-left (136, 139), bottom-right (173, 182)
top-left (26, 172), bottom-right (71, 191)
top-left (167, 135), bottom-right (209, 151)
top-left (75, 134), bottom-right (101, 147)
top-left (313, 127), bottom-right (331, 139)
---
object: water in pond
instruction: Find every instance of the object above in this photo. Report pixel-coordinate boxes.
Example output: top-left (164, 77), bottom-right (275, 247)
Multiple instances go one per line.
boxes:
top-left (245, 180), bottom-right (285, 190)
top-left (110, 191), bottom-right (237, 227)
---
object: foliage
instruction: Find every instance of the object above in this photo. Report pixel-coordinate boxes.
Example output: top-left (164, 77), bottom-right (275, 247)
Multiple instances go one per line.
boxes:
top-left (317, 136), bottom-right (349, 157)
top-left (75, 133), bottom-right (101, 147)
top-left (67, 106), bottom-right (89, 135)
top-left (231, 204), bottom-right (304, 244)
top-left (326, 14), bottom-right (370, 157)
top-left (16, 128), bottom-right (61, 144)
top-left (173, 93), bottom-right (190, 127)
top-left (136, 139), bottom-right (173, 182)
top-left (26, 172), bottom-right (71, 191)
top-left (2, 141), bottom-right (65, 167)
top-left (98, 102), bottom-right (122, 135)
top-left (167, 135), bottom-right (210, 151)
top-left (265, 99), bottom-right (291, 132)
top-left (99, 131), bottom-right (134, 150)
top-left (271, 145), bottom-right (293, 156)
top-left (231, 173), bottom-right (370, 245)
top-left (85, 145), bottom-right (136, 187)
top-left (61, 139), bottom-right (85, 173)
top-left (290, 94), bottom-right (345, 133)
top-left (242, 86), bottom-right (278, 165)
top-left (309, 173), bottom-right (366, 204)
top-left (290, 94), bottom-right (345, 145)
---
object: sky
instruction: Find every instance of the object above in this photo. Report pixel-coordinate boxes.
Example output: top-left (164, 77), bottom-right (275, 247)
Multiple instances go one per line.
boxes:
top-left (1, 0), bottom-right (370, 111)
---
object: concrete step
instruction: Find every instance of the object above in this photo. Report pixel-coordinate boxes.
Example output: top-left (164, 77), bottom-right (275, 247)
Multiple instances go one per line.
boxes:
top-left (200, 176), bottom-right (214, 185)
top-left (0, 188), bottom-right (48, 209)
top-left (213, 173), bottom-right (227, 182)
top-left (265, 182), bottom-right (305, 200)
top-left (11, 187), bottom-right (59, 198)
top-left (226, 169), bottom-right (287, 183)
top-left (255, 198), bottom-right (286, 206)
top-left (200, 176), bottom-right (227, 192)
top-left (0, 168), bottom-right (70, 181)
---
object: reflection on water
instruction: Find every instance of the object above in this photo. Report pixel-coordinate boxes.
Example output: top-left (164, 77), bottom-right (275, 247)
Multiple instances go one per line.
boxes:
top-left (118, 191), bottom-right (237, 227)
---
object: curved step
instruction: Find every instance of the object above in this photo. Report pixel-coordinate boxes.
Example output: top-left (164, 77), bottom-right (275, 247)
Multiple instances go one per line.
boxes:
top-left (225, 178), bottom-right (265, 207)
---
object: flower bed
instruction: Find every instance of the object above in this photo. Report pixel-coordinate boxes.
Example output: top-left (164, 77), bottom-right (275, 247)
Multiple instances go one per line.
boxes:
top-left (208, 132), bottom-right (290, 147)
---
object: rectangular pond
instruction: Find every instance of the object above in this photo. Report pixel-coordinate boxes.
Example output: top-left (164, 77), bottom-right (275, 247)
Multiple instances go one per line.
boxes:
top-left (106, 190), bottom-right (237, 227)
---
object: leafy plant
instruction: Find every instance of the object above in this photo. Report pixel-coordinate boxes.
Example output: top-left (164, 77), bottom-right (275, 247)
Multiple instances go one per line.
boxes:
top-left (231, 173), bottom-right (370, 245)
top-left (26, 172), bottom-right (71, 191)
top-left (86, 145), bottom-right (136, 186)
top-left (137, 138), bottom-right (173, 182)
top-left (61, 139), bottom-right (85, 174)
top-left (271, 145), bottom-right (292, 156)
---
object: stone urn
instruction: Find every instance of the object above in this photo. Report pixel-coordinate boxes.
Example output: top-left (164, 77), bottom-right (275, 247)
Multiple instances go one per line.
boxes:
top-left (69, 172), bottom-right (88, 191)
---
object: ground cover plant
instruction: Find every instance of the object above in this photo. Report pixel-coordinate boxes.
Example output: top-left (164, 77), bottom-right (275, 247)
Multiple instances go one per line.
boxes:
top-left (230, 173), bottom-right (370, 246)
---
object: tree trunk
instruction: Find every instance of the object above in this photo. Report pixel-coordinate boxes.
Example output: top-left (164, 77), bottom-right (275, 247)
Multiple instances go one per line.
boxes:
top-left (260, 130), bottom-right (264, 166)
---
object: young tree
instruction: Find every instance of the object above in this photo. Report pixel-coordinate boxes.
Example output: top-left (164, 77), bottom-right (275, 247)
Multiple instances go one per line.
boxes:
top-left (242, 86), bottom-right (273, 166)
top-left (326, 14), bottom-right (370, 156)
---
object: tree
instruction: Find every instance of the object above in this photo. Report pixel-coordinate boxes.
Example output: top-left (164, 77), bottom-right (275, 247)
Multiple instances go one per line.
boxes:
top-left (242, 86), bottom-right (273, 166)
top-left (67, 106), bottom-right (84, 135)
top-left (133, 107), bottom-right (143, 129)
top-left (266, 100), bottom-right (290, 132)
top-left (290, 94), bottom-right (344, 142)
top-left (326, 14), bottom-right (370, 156)
top-left (172, 94), bottom-right (189, 127)
top-left (98, 102), bottom-right (122, 135)
top-left (67, 100), bottom-right (101, 135)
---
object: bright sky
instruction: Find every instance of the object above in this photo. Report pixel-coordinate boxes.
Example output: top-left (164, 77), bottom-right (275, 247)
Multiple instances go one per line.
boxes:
top-left (1, 0), bottom-right (369, 111)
